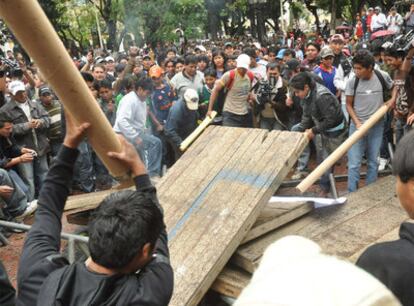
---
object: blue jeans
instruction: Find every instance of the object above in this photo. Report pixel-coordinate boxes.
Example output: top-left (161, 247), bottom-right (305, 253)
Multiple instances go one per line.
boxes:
top-left (259, 117), bottom-right (286, 131)
top-left (0, 169), bottom-right (28, 218)
top-left (291, 123), bottom-right (310, 171)
top-left (133, 133), bottom-right (162, 177)
top-left (348, 119), bottom-right (384, 192)
top-left (222, 111), bottom-right (252, 128)
top-left (73, 140), bottom-right (95, 192)
top-left (17, 155), bottom-right (49, 201)
top-left (395, 117), bottom-right (412, 144)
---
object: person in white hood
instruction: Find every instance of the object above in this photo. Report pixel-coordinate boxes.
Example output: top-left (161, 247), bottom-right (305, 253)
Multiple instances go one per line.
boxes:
top-left (235, 235), bottom-right (401, 306)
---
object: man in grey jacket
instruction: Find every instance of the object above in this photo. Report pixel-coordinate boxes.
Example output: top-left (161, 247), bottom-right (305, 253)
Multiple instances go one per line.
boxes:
top-left (0, 80), bottom-right (50, 201)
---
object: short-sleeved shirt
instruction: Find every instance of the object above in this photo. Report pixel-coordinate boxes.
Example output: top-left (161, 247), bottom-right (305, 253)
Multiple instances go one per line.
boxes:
top-left (170, 71), bottom-right (204, 98)
top-left (219, 70), bottom-right (252, 115)
top-left (345, 70), bottom-right (393, 123)
top-left (151, 83), bottom-right (176, 123)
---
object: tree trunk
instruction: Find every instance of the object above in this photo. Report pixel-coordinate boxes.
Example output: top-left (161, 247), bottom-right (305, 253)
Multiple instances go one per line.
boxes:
top-left (207, 10), bottom-right (219, 40)
top-left (106, 19), bottom-right (117, 51)
top-left (330, 0), bottom-right (337, 35)
top-left (248, 5), bottom-right (257, 38)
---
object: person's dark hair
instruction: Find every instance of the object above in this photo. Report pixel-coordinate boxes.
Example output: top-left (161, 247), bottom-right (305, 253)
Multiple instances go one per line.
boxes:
top-left (134, 76), bottom-right (153, 91)
top-left (393, 130), bottom-right (414, 183)
top-left (184, 54), bottom-right (198, 65)
top-left (122, 75), bottom-right (136, 92)
top-left (268, 46), bottom-right (278, 55)
top-left (212, 50), bottom-right (226, 68)
top-left (88, 190), bottom-right (163, 269)
top-left (384, 47), bottom-right (405, 59)
top-left (352, 50), bottom-right (375, 69)
top-left (306, 42), bottom-right (321, 52)
top-left (243, 47), bottom-right (256, 58)
top-left (165, 58), bottom-right (176, 68)
top-left (0, 112), bottom-right (12, 128)
top-left (203, 68), bottom-right (217, 78)
top-left (175, 57), bottom-right (184, 67)
top-left (197, 55), bottom-right (210, 64)
top-left (226, 54), bottom-right (237, 61)
top-left (115, 63), bottom-right (126, 74)
top-left (95, 79), bottom-right (112, 90)
top-left (283, 49), bottom-right (296, 58)
top-left (166, 48), bottom-right (176, 55)
top-left (81, 71), bottom-right (95, 83)
top-left (92, 63), bottom-right (106, 72)
top-left (289, 72), bottom-right (314, 90)
top-left (267, 62), bottom-right (281, 72)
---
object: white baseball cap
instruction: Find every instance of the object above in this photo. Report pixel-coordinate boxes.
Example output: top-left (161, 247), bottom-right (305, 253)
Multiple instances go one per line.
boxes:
top-left (183, 88), bottom-right (199, 110)
top-left (236, 54), bottom-right (251, 70)
top-left (8, 80), bottom-right (26, 95)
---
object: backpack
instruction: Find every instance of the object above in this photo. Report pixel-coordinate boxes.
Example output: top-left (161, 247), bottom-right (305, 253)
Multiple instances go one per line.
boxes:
top-left (226, 69), bottom-right (255, 91)
top-left (353, 69), bottom-right (390, 101)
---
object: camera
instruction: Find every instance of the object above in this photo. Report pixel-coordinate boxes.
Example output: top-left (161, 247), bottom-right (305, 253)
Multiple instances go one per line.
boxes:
top-left (256, 78), bottom-right (276, 106)
top-left (31, 151), bottom-right (38, 157)
top-left (393, 30), bottom-right (414, 52)
top-left (0, 56), bottom-right (19, 70)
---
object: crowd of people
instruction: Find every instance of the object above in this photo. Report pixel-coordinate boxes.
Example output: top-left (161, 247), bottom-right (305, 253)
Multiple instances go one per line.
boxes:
top-left (1, 3), bottom-right (414, 305)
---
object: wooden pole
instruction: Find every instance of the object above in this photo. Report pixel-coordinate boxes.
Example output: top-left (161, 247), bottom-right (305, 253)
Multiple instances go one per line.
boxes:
top-left (180, 111), bottom-right (217, 152)
top-left (296, 104), bottom-right (390, 193)
top-left (0, 0), bottom-right (130, 181)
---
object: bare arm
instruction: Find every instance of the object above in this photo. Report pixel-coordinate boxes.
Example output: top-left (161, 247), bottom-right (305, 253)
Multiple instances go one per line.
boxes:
top-left (207, 81), bottom-right (224, 117)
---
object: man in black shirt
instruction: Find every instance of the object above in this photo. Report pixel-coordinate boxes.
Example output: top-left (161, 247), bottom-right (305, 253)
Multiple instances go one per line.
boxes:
top-left (17, 112), bottom-right (173, 305)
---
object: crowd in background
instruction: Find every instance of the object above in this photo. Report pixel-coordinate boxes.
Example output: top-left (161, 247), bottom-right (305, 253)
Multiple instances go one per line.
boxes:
top-left (2, 3), bottom-right (414, 305)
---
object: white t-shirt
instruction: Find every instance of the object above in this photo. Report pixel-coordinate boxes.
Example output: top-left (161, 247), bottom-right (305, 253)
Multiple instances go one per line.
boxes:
top-left (250, 64), bottom-right (267, 81)
top-left (17, 101), bottom-right (31, 120)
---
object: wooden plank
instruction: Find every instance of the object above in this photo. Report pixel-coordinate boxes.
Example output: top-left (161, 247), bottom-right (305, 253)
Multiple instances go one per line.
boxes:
top-left (242, 201), bottom-right (313, 244)
top-left (63, 127), bottom-right (307, 306)
top-left (213, 176), bottom-right (407, 298)
top-left (210, 266), bottom-right (250, 299)
top-left (66, 199), bottom-right (312, 238)
top-left (232, 176), bottom-right (406, 274)
top-left (164, 128), bottom-right (307, 306)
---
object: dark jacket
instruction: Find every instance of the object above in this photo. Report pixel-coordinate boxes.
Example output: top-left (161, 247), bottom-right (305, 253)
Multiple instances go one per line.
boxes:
top-left (299, 82), bottom-right (344, 135)
top-left (17, 146), bottom-right (173, 306)
top-left (0, 135), bottom-right (21, 169)
top-left (357, 222), bottom-right (414, 306)
top-left (165, 99), bottom-right (198, 147)
top-left (0, 99), bottom-right (50, 156)
top-left (256, 78), bottom-right (292, 126)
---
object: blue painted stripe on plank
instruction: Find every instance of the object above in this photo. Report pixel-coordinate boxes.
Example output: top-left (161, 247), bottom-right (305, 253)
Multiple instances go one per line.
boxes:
top-left (167, 169), bottom-right (272, 240)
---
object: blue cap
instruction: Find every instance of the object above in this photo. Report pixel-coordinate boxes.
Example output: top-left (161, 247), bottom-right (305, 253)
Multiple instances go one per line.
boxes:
top-left (276, 49), bottom-right (286, 59)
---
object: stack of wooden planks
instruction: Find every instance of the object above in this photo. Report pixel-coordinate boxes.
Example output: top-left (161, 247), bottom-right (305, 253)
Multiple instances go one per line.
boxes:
top-left (65, 126), bottom-right (408, 304)
top-left (211, 175), bottom-right (408, 299)
top-left (65, 126), bottom-right (309, 305)
top-left (65, 126), bottom-right (408, 305)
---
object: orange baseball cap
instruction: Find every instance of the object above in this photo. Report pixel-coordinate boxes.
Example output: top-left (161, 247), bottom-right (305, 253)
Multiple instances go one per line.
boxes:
top-left (149, 65), bottom-right (164, 78)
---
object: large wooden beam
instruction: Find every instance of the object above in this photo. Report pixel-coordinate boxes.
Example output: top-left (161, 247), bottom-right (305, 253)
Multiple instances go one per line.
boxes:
top-left (297, 104), bottom-right (390, 193)
top-left (0, 0), bottom-right (129, 180)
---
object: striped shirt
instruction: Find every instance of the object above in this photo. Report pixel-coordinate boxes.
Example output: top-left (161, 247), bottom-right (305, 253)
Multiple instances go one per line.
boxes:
top-left (41, 100), bottom-right (62, 141)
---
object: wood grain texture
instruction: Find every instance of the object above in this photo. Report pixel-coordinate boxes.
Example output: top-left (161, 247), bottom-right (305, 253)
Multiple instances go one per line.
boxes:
top-left (242, 201), bottom-right (313, 244)
top-left (164, 127), bottom-right (308, 306)
top-left (64, 126), bottom-right (308, 306)
top-left (213, 176), bottom-right (406, 298)
top-left (232, 176), bottom-right (406, 273)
